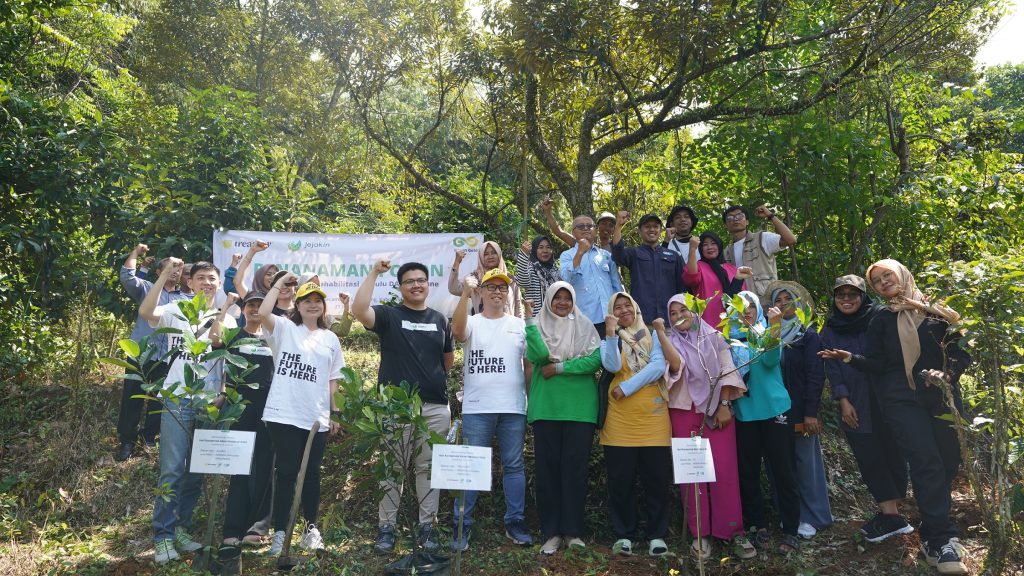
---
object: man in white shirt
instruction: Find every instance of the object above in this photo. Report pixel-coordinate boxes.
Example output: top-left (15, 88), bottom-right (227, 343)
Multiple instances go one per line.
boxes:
top-left (722, 204), bottom-right (798, 295)
top-left (450, 268), bottom-right (533, 551)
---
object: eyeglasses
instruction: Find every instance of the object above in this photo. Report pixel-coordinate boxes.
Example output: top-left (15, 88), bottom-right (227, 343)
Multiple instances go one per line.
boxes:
top-left (725, 214), bottom-right (746, 222)
top-left (284, 281), bottom-right (298, 287)
top-left (834, 290), bottom-right (861, 300)
top-left (481, 284), bottom-right (510, 293)
top-left (574, 223), bottom-right (595, 230)
top-left (400, 278), bottom-right (429, 286)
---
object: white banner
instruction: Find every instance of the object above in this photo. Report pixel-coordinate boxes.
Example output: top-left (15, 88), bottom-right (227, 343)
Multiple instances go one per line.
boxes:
top-left (212, 230), bottom-right (484, 316)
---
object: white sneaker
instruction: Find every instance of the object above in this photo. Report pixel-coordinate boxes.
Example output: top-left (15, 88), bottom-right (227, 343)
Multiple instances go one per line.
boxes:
top-left (268, 530), bottom-right (287, 556)
top-left (154, 540), bottom-right (180, 564)
top-left (798, 522), bottom-right (817, 539)
top-left (299, 524), bottom-right (325, 551)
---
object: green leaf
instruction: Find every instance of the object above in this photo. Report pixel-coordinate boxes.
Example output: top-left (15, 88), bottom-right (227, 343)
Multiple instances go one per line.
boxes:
top-left (118, 339), bottom-right (140, 358)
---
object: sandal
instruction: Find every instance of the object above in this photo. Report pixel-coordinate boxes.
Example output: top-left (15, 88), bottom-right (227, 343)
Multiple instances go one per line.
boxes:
top-left (612, 538), bottom-right (633, 556)
top-left (690, 537), bottom-right (711, 560)
top-left (752, 528), bottom-right (771, 549)
top-left (649, 538), bottom-right (668, 557)
top-left (778, 533), bottom-right (801, 555)
top-left (242, 531), bottom-right (264, 546)
top-left (732, 534), bottom-right (757, 559)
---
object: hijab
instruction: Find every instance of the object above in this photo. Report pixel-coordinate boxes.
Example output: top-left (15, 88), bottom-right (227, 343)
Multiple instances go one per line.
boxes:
top-left (699, 232), bottom-right (739, 297)
top-left (767, 281), bottom-right (814, 345)
top-left (475, 241), bottom-right (509, 279)
top-left (728, 291), bottom-right (765, 378)
top-left (826, 282), bottom-right (875, 336)
top-left (252, 265), bottom-right (277, 294)
top-left (536, 281), bottom-right (600, 363)
top-left (608, 292), bottom-right (653, 374)
top-left (530, 235), bottom-right (560, 288)
top-left (866, 259), bottom-right (961, 389)
top-left (665, 294), bottom-right (727, 413)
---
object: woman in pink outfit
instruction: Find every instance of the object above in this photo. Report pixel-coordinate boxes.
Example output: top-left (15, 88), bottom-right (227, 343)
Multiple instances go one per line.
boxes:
top-left (663, 294), bottom-right (756, 560)
top-left (681, 233), bottom-right (751, 331)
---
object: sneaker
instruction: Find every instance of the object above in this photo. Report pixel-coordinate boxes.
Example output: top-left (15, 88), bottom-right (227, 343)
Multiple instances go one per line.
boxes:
top-left (798, 522), bottom-right (817, 539)
top-left (174, 526), bottom-right (203, 553)
top-left (861, 513), bottom-right (914, 543)
top-left (733, 534), bottom-right (757, 559)
top-left (115, 442), bottom-right (135, 462)
top-left (154, 539), bottom-right (180, 564)
top-left (299, 523), bottom-right (325, 551)
top-left (750, 527), bottom-right (771, 549)
top-left (540, 535), bottom-right (562, 555)
top-left (504, 519), bottom-right (533, 546)
top-left (416, 522), bottom-right (440, 551)
top-left (451, 523), bottom-right (471, 552)
top-left (612, 538), bottom-right (633, 556)
top-left (268, 530), bottom-right (287, 556)
top-left (375, 525), bottom-right (397, 553)
top-left (925, 538), bottom-right (967, 575)
top-left (566, 537), bottom-right (585, 549)
top-left (649, 538), bottom-right (669, 557)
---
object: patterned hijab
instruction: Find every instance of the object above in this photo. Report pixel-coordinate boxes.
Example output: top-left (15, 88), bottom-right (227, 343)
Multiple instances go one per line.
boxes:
top-left (866, 259), bottom-right (960, 389)
top-left (665, 294), bottom-right (727, 413)
top-left (536, 281), bottom-right (600, 363)
top-left (608, 292), bottom-right (653, 374)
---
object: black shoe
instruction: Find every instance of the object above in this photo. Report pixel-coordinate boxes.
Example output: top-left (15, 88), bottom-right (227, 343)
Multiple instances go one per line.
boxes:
top-left (115, 442), bottom-right (135, 462)
top-left (144, 438), bottom-right (158, 448)
top-left (416, 522), bottom-right (440, 551)
top-left (375, 525), bottom-right (396, 553)
top-left (861, 513), bottom-right (914, 543)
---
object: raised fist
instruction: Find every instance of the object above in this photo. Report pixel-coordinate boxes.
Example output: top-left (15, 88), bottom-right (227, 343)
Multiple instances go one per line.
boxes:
top-left (604, 315), bottom-right (618, 337)
top-left (754, 204), bottom-right (773, 219)
top-left (521, 240), bottom-right (531, 253)
top-left (651, 317), bottom-right (666, 333)
top-left (230, 253), bottom-right (243, 267)
top-left (665, 227), bottom-right (676, 241)
top-left (540, 196), bottom-right (554, 213)
top-left (277, 271), bottom-right (298, 287)
top-left (224, 292), bottom-right (239, 307)
top-left (373, 260), bottom-right (391, 274)
top-left (167, 256), bottom-right (184, 269)
top-left (616, 210), bottom-right (629, 227)
top-left (249, 240), bottom-right (270, 254)
top-left (689, 236), bottom-right (701, 250)
top-left (141, 256), bottom-right (156, 268)
top-left (133, 243), bottom-right (149, 255)
top-left (735, 266), bottom-right (753, 280)
top-left (523, 300), bottom-right (534, 319)
top-left (463, 275), bottom-right (479, 291)
top-left (766, 306), bottom-right (783, 325)
top-left (577, 238), bottom-right (592, 252)
top-left (454, 249), bottom-right (467, 262)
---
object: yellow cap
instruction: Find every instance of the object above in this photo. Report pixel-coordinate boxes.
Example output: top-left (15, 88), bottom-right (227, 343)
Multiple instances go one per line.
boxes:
top-left (480, 268), bottom-right (512, 285)
top-left (295, 281), bottom-right (327, 300)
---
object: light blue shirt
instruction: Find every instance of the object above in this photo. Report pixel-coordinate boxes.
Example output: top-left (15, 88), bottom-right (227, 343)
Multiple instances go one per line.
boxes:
top-left (559, 244), bottom-right (622, 325)
top-left (600, 334), bottom-right (667, 396)
top-left (120, 266), bottom-right (188, 362)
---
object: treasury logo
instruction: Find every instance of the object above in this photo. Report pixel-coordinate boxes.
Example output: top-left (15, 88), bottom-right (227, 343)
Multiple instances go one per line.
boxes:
top-left (221, 239), bottom-right (233, 249)
top-left (452, 236), bottom-right (480, 248)
top-left (287, 241), bottom-right (302, 252)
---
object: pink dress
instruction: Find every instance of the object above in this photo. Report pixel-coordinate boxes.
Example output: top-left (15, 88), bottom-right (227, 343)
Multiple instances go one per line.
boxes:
top-left (682, 261), bottom-right (744, 332)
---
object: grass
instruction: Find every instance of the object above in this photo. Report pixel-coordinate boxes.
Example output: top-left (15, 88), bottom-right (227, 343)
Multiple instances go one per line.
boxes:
top-left (0, 325), bottom-right (1014, 575)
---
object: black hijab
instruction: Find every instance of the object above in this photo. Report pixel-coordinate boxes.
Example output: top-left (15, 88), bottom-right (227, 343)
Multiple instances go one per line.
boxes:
top-left (530, 235), bottom-right (560, 287)
top-left (825, 289), bottom-right (876, 335)
top-left (699, 231), bottom-right (738, 297)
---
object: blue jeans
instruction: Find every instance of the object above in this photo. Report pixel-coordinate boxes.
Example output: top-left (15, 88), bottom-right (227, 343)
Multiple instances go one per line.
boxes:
top-left (452, 413), bottom-right (527, 526)
top-left (153, 398), bottom-right (204, 542)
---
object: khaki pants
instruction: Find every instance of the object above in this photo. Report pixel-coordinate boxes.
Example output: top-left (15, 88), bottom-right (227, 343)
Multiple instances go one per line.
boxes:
top-left (378, 402), bottom-right (451, 526)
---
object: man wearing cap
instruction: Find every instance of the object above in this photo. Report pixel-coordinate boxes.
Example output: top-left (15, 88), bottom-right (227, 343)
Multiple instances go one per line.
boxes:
top-left (353, 259), bottom-right (454, 554)
top-left (663, 205), bottom-right (701, 265)
top-left (559, 215), bottom-right (623, 334)
top-left (449, 269), bottom-right (533, 551)
top-left (721, 204), bottom-right (797, 295)
top-left (610, 211), bottom-right (683, 324)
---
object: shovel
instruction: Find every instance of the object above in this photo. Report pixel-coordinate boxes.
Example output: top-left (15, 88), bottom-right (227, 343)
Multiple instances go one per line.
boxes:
top-left (277, 421), bottom-right (320, 571)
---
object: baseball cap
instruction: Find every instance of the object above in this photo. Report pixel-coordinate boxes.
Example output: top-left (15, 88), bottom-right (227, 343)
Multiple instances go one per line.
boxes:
top-left (833, 274), bottom-right (867, 293)
top-left (295, 282), bottom-right (327, 300)
top-left (242, 290), bottom-right (266, 304)
top-left (480, 268), bottom-right (512, 285)
top-left (596, 211), bottom-right (616, 224)
top-left (637, 213), bottom-right (663, 227)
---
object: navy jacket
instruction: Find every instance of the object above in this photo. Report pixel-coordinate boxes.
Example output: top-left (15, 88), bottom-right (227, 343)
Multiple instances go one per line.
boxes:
top-left (610, 240), bottom-right (683, 324)
top-left (780, 327), bottom-right (826, 423)
top-left (820, 325), bottom-right (877, 433)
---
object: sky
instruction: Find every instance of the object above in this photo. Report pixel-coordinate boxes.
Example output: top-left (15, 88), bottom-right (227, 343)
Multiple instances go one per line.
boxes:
top-left (976, 0), bottom-right (1024, 66)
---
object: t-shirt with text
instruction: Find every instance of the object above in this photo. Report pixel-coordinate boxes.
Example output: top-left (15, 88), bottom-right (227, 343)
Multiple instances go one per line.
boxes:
top-left (150, 303), bottom-right (235, 396)
top-left (371, 304), bottom-right (453, 405)
top-left (263, 317), bottom-right (345, 432)
top-left (462, 314), bottom-right (527, 415)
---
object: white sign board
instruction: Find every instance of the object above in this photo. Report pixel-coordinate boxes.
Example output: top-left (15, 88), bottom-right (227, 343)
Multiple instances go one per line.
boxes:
top-left (189, 429), bottom-right (256, 475)
top-left (671, 436), bottom-right (717, 484)
top-left (212, 230), bottom-right (484, 316)
top-left (430, 444), bottom-right (492, 491)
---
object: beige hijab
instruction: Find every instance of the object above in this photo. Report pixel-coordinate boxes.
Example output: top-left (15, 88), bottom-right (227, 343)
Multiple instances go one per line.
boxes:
top-left (475, 241), bottom-right (509, 278)
top-left (608, 292), bottom-right (653, 374)
top-left (867, 259), bottom-right (961, 389)
top-left (537, 281), bottom-right (600, 363)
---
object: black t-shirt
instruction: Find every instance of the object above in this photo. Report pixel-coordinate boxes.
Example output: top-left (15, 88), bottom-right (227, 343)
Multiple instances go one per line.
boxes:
top-left (371, 304), bottom-right (453, 405)
top-left (226, 328), bottom-right (275, 420)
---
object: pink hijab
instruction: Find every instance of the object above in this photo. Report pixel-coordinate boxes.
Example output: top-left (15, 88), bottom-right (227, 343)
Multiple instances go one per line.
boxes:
top-left (664, 294), bottom-right (744, 414)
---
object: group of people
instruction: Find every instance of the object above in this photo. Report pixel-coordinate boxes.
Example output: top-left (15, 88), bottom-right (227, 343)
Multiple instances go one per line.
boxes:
top-left (112, 201), bottom-right (972, 576)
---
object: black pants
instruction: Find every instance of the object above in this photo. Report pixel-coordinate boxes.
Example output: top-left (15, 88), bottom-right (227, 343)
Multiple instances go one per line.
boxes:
top-left (882, 401), bottom-right (960, 547)
top-left (267, 422), bottom-right (327, 531)
top-left (845, 391), bottom-right (908, 504)
top-left (116, 358), bottom-right (166, 444)
top-left (735, 418), bottom-right (800, 535)
top-left (604, 445), bottom-right (672, 540)
top-left (533, 420), bottom-right (594, 539)
top-left (222, 417), bottom-right (275, 539)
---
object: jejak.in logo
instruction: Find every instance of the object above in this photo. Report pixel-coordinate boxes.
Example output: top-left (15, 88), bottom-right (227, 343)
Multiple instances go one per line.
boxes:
top-left (452, 236), bottom-right (480, 248)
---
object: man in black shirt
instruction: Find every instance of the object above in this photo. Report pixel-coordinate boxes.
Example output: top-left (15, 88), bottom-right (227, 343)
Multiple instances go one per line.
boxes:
top-left (353, 259), bottom-right (454, 554)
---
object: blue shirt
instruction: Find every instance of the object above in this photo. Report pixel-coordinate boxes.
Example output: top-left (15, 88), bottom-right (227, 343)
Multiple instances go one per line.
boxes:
top-left (120, 266), bottom-right (189, 362)
top-left (610, 240), bottom-right (683, 323)
top-left (559, 244), bottom-right (622, 325)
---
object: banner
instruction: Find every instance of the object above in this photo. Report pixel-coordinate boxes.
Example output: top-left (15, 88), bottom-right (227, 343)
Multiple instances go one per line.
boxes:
top-left (212, 230), bottom-right (484, 316)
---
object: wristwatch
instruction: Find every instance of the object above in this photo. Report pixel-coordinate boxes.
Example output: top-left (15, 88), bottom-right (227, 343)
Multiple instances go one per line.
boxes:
top-left (720, 399), bottom-right (732, 407)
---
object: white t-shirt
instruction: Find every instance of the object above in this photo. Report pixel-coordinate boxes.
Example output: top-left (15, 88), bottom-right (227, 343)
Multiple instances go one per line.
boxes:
top-left (150, 303), bottom-right (236, 396)
top-left (461, 314), bottom-right (527, 415)
top-left (732, 231), bottom-right (783, 267)
top-left (263, 316), bottom-right (345, 432)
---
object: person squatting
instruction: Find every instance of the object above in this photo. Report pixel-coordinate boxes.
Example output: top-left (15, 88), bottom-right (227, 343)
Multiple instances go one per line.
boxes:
top-left (114, 201), bottom-right (972, 576)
